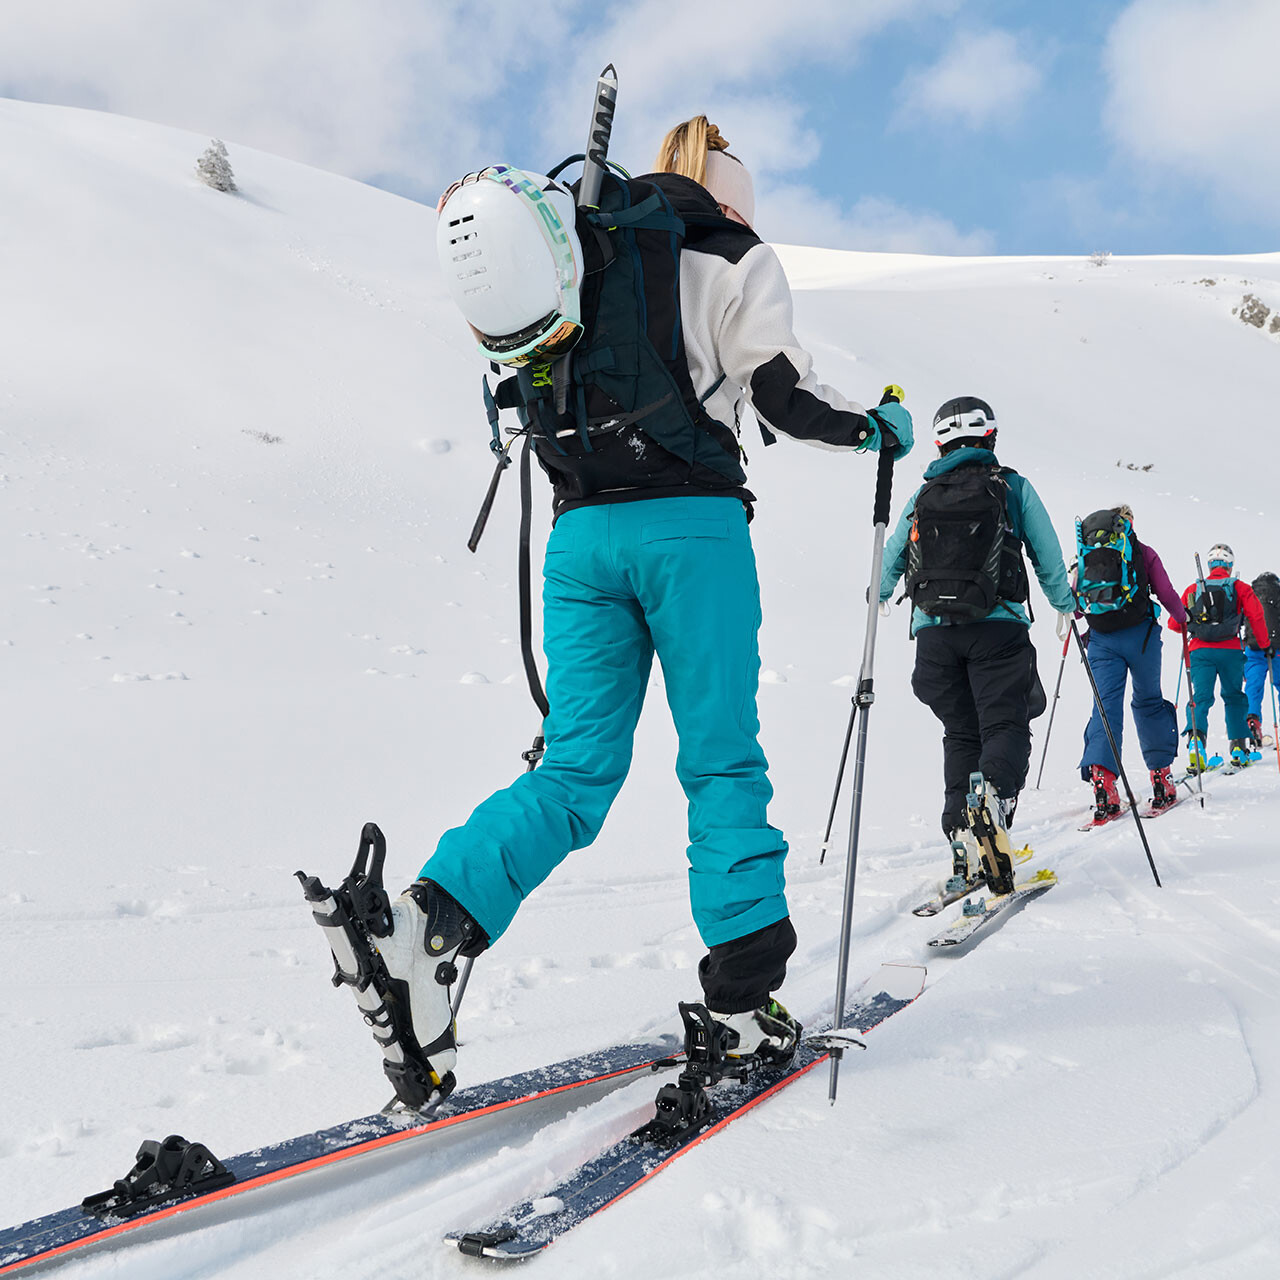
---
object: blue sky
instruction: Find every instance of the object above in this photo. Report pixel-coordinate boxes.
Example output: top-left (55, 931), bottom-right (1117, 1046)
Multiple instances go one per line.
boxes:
top-left (2, 0), bottom-right (1276, 256)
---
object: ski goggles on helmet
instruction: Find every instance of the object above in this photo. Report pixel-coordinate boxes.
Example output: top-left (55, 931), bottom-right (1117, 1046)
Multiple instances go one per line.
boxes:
top-left (1207, 543), bottom-right (1234, 569)
top-left (448, 166), bottom-right (583, 369)
top-left (933, 396), bottom-right (996, 446)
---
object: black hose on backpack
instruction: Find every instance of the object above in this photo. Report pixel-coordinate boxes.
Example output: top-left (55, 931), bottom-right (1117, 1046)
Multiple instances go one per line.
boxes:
top-left (1071, 619), bottom-right (1162, 886)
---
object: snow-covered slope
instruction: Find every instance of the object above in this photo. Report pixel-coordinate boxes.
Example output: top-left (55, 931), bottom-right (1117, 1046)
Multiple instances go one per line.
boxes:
top-left (3, 97), bottom-right (1280, 1278)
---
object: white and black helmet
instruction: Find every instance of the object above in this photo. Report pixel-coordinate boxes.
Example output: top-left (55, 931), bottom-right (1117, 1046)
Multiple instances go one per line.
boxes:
top-left (1207, 543), bottom-right (1235, 571)
top-left (933, 396), bottom-right (997, 449)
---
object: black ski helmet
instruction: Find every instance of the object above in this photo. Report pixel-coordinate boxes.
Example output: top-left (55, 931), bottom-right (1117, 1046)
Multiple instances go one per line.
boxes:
top-left (933, 396), bottom-right (996, 449)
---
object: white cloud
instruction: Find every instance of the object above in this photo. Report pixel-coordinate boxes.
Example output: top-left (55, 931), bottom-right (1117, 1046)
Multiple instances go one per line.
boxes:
top-left (760, 185), bottom-right (994, 255)
top-left (1103, 0), bottom-right (1280, 212)
top-left (0, 1), bottom-right (574, 199)
top-left (894, 29), bottom-right (1043, 130)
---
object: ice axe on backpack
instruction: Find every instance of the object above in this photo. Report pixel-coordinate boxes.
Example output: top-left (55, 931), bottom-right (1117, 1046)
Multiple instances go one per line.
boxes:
top-left (824, 385), bottom-right (906, 1105)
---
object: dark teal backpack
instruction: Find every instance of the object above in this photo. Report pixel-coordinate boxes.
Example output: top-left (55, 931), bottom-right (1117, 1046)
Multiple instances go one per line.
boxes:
top-left (485, 168), bottom-right (752, 511)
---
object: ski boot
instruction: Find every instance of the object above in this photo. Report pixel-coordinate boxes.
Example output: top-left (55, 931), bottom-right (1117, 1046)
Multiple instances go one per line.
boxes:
top-left (296, 824), bottom-right (485, 1112)
top-left (1149, 765), bottom-right (1177, 810)
top-left (1186, 736), bottom-right (1207, 775)
top-left (1090, 764), bottom-right (1123, 821)
top-left (709, 998), bottom-right (801, 1066)
top-left (964, 773), bottom-right (1016, 897)
top-left (1229, 738), bottom-right (1252, 768)
top-left (1247, 714), bottom-right (1264, 751)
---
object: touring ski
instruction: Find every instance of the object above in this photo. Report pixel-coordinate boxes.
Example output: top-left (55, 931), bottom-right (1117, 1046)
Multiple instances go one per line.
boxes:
top-left (0, 1039), bottom-right (682, 1276)
top-left (926, 869), bottom-right (1057, 948)
top-left (911, 846), bottom-right (1033, 917)
top-left (445, 963), bottom-right (926, 1260)
top-left (1077, 804), bottom-right (1132, 832)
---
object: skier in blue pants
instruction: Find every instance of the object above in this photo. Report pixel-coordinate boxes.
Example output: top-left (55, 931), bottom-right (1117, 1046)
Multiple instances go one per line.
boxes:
top-left (325, 117), bottom-right (915, 1096)
top-left (1074, 505), bottom-right (1186, 818)
top-left (1243, 570), bottom-right (1280, 748)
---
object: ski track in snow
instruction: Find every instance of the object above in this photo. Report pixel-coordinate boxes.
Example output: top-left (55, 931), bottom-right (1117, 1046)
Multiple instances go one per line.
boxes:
top-left (3, 99), bottom-right (1280, 1278)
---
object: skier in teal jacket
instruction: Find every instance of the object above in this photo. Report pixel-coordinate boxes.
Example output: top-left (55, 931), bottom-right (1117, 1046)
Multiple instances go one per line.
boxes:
top-left (880, 397), bottom-right (1074, 895)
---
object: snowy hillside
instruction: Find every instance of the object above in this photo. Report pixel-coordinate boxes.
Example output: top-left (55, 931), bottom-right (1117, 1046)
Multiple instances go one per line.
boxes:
top-left (4, 97), bottom-right (1280, 1278)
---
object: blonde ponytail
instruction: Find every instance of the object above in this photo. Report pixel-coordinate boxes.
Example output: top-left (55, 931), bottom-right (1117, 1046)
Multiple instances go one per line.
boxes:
top-left (653, 115), bottom-right (735, 186)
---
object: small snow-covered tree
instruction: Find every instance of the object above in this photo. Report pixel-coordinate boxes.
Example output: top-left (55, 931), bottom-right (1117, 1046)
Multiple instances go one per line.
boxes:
top-left (196, 139), bottom-right (237, 192)
top-left (1088, 250), bottom-right (1111, 268)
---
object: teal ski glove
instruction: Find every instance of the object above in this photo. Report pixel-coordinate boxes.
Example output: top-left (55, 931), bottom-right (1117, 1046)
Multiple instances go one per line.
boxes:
top-left (866, 402), bottom-right (914, 460)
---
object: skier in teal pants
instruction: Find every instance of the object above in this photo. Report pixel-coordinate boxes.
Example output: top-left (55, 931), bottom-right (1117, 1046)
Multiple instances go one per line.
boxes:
top-left (430, 497), bottom-right (784, 952)
top-left (323, 118), bottom-right (914, 1097)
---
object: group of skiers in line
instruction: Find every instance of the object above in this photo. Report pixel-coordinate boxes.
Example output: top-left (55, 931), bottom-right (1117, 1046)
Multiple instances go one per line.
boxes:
top-left (320, 113), bottom-right (1277, 1096)
top-left (877, 410), bottom-right (1278, 895)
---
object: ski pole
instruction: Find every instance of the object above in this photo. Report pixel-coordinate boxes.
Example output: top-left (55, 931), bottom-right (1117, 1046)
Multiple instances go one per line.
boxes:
top-left (1270, 654), bottom-right (1280, 777)
top-left (1182, 627), bottom-right (1205, 808)
top-left (828, 388), bottom-right (903, 1105)
top-left (577, 64), bottom-right (618, 210)
top-left (1070, 619), bottom-right (1162, 887)
top-left (1035, 630), bottom-right (1071, 789)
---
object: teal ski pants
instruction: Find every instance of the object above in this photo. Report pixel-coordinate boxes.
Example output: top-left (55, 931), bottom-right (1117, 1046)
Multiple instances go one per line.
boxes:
top-left (420, 497), bottom-right (788, 950)
top-left (1183, 647), bottom-right (1250, 741)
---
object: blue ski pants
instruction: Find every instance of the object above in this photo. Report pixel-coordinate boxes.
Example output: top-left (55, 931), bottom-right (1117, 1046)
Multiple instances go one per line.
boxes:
top-left (1244, 648), bottom-right (1278, 719)
top-left (1183, 647), bottom-right (1249, 741)
top-left (420, 497), bottom-right (788, 952)
top-left (1079, 621), bottom-right (1178, 776)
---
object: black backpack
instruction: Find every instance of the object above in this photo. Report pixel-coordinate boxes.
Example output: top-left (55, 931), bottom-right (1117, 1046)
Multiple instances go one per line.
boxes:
top-left (1187, 577), bottom-right (1243, 643)
top-left (1249, 572), bottom-right (1280, 649)
top-left (904, 464), bottom-right (1029, 621)
top-left (487, 170), bottom-right (754, 510)
top-left (1075, 509), bottom-right (1152, 633)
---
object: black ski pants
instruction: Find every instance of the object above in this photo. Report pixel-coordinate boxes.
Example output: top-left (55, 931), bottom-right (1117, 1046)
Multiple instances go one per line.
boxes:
top-left (911, 620), bottom-right (1047, 835)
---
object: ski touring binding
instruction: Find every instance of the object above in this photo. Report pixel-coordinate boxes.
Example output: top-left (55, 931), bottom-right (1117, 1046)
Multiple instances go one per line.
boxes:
top-left (641, 1004), bottom-right (753, 1145)
top-left (296, 823), bottom-right (455, 1114)
top-left (964, 772), bottom-right (1015, 896)
top-left (82, 1134), bottom-right (234, 1219)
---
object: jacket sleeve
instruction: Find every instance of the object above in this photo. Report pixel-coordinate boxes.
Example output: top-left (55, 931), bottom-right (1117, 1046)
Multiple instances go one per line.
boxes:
top-left (1168, 584), bottom-right (1194, 632)
top-left (711, 243), bottom-right (875, 451)
top-left (879, 494), bottom-right (918, 602)
top-left (1143, 545), bottom-right (1187, 625)
top-left (1237, 582), bottom-right (1272, 649)
top-left (1013, 477), bottom-right (1076, 613)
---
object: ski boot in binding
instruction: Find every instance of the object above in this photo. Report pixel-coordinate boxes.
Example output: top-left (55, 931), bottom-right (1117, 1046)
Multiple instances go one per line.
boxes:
top-left (1149, 765), bottom-right (1177, 810)
top-left (1186, 735), bottom-right (1207, 775)
top-left (965, 772), bottom-right (1016, 897)
top-left (1247, 714), bottom-right (1264, 751)
top-left (644, 999), bottom-right (802, 1146)
top-left (1090, 764), bottom-right (1123, 821)
top-left (296, 823), bottom-right (485, 1112)
top-left (1229, 738), bottom-right (1252, 768)
top-left (946, 826), bottom-right (983, 893)
top-left (709, 998), bottom-right (800, 1067)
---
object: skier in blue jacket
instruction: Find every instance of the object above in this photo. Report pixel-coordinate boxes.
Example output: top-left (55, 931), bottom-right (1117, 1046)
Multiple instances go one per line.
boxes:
top-left (880, 397), bottom-right (1075, 895)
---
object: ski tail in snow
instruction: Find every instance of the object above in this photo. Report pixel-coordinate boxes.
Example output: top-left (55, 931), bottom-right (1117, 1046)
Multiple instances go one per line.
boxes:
top-left (926, 869), bottom-right (1057, 948)
top-left (445, 964), bottom-right (926, 1260)
top-left (0, 1041), bottom-right (683, 1276)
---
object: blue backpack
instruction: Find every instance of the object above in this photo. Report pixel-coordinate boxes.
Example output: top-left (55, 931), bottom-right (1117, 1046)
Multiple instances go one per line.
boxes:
top-left (1075, 509), bottom-right (1151, 633)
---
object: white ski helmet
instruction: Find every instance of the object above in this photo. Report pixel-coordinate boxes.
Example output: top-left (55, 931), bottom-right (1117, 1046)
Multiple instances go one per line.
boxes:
top-left (933, 396), bottom-right (997, 449)
top-left (1207, 543), bottom-right (1235, 571)
top-left (435, 166), bottom-right (584, 367)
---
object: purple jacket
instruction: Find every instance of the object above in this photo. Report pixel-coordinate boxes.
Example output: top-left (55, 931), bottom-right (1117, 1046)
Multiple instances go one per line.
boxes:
top-left (1142, 542), bottom-right (1186, 625)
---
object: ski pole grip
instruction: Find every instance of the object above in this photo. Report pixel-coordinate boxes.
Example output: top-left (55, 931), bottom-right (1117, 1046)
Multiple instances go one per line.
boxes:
top-left (872, 436), bottom-right (896, 527)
